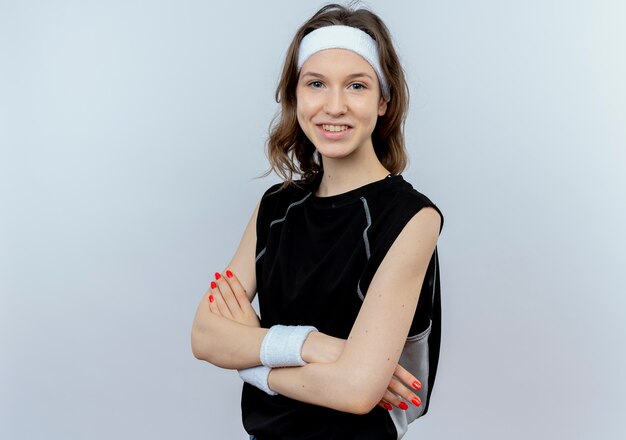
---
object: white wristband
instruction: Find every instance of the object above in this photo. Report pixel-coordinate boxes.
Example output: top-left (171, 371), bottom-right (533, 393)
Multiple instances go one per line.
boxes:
top-left (238, 365), bottom-right (277, 396)
top-left (260, 325), bottom-right (318, 368)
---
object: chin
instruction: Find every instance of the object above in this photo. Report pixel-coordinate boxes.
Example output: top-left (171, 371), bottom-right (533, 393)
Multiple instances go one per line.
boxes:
top-left (312, 140), bottom-right (351, 156)
top-left (315, 139), bottom-right (363, 157)
top-left (316, 149), bottom-right (357, 161)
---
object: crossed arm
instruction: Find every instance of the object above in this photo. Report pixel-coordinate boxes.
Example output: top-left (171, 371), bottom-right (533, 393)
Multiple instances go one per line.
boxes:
top-left (191, 199), bottom-right (441, 414)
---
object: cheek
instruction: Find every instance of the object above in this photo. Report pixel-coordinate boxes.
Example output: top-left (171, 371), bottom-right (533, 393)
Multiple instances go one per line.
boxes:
top-left (295, 104), bottom-right (306, 129)
top-left (296, 99), bottom-right (317, 125)
top-left (357, 103), bottom-right (382, 126)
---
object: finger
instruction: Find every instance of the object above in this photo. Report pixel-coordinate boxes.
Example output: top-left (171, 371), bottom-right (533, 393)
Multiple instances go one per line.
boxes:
top-left (207, 282), bottom-right (220, 315)
top-left (214, 271), bottom-right (242, 318)
top-left (379, 387), bottom-right (406, 409)
top-left (377, 400), bottom-right (393, 411)
top-left (211, 276), bottom-right (234, 319)
top-left (224, 269), bottom-right (255, 310)
top-left (393, 363), bottom-right (422, 392)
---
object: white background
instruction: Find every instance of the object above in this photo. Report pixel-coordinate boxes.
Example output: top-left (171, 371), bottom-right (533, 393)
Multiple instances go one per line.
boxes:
top-left (1, 0), bottom-right (624, 438)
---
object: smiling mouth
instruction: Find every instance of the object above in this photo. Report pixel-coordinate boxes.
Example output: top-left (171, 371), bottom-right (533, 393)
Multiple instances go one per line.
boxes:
top-left (321, 124), bottom-right (350, 132)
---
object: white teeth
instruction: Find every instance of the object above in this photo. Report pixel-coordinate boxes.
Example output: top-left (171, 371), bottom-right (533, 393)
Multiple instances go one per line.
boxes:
top-left (322, 124), bottom-right (349, 132)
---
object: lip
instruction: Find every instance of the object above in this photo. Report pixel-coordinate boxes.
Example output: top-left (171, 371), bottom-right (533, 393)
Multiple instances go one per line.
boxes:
top-left (317, 121), bottom-right (353, 127)
top-left (316, 124), bottom-right (353, 140)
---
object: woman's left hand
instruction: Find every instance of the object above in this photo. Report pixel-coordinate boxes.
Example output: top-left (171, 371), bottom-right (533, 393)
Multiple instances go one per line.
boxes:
top-left (206, 269), bottom-right (261, 327)
top-left (377, 364), bottom-right (423, 411)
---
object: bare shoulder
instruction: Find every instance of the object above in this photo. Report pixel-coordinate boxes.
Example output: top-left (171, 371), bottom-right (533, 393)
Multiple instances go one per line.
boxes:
top-left (400, 207), bottom-right (442, 249)
top-left (376, 207), bottom-right (441, 284)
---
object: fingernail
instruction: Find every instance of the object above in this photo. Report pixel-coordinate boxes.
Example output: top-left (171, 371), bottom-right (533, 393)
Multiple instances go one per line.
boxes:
top-left (210, 281), bottom-right (217, 289)
top-left (226, 270), bottom-right (233, 278)
top-left (412, 381), bottom-right (422, 390)
top-left (399, 402), bottom-right (408, 410)
top-left (215, 272), bottom-right (221, 280)
top-left (208, 295), bottom-right (214, 303)
top-left (383, 403), bottom-right (392, 411)
top-left (412, 397), bottom-right (421, 407)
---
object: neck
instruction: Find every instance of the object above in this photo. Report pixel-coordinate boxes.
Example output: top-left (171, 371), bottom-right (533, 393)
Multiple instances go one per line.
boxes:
top-left (315, 148), bottom-right (390, 197)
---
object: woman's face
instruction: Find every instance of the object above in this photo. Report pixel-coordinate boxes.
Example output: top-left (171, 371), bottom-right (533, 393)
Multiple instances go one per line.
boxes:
top-left (296, 48), bottom-right (387, 163)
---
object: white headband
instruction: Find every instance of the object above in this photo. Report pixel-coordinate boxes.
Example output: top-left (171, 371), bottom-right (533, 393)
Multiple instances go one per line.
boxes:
top-left (297, 25), bottom-right (391, 102)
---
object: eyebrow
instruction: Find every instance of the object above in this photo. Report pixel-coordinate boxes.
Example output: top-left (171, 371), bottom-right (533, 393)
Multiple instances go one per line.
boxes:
top-left (300, 71), bottom-right (375, 81)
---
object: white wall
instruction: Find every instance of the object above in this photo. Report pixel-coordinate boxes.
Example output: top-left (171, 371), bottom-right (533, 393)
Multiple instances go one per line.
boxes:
top-left (1, 1), bottom-right (624, 438)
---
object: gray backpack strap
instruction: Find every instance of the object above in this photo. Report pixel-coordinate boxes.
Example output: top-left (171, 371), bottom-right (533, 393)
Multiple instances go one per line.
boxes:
top-left (423, 246), bottom-right (441, 416)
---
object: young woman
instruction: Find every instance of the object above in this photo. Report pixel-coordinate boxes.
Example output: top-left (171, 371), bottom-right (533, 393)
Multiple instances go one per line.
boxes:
top-left (192, 4), bottom-right (444, 439)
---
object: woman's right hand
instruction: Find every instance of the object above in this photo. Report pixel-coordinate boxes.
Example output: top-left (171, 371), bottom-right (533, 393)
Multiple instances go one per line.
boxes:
top-left (207, 269), bottom-right (261, 328)
top-left (302, 332), bottom-right (422, 411)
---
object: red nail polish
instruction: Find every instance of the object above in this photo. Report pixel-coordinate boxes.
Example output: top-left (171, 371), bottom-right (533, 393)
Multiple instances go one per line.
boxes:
top-left (412, 397), bottom-right (421, 407)
top-left (383, 403), bottom-right (392, 411)
top-left (210, 281), bottom-right (217, 289)
top-left (226, 270), bottom-right (233, 278)
top-left (215, 272), bottom-right (221, 280)
top-left (208, 295), bottom-right (214, 303)
top-left (399, 402), bottom-right (408, 410)
top-left (412, 381), bottom-right (422, 390)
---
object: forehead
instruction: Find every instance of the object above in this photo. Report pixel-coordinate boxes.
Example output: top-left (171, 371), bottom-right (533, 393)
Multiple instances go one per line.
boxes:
top-left (299, 48), bottom-right (376, 78)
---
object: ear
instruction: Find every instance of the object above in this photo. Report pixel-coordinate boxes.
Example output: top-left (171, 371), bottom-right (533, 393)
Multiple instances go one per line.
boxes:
top-left (378, 95), bottom-right (388, 116)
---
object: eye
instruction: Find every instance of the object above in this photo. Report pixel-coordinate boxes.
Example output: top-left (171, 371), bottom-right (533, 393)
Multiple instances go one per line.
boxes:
top-left (308, 80), bottom-right (324, 89)
top-left (350, 83), bottom-right (366, 91)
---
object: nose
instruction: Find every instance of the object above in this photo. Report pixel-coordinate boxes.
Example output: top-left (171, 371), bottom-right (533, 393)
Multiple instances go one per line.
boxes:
top-left (323, 88), bottom-right (347, 116)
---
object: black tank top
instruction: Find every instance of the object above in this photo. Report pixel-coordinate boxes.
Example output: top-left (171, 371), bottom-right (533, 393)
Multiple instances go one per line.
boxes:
top-left (242, 174), bottom-right (444, 440)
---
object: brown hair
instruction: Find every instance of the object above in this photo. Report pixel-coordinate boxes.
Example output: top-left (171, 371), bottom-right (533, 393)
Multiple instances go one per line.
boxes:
top-left (264, 3), bottom-right (410, 189)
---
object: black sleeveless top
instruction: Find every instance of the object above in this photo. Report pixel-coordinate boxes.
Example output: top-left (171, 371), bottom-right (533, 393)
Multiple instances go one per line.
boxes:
top-left (242, 174), bottom-right (444, 440)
